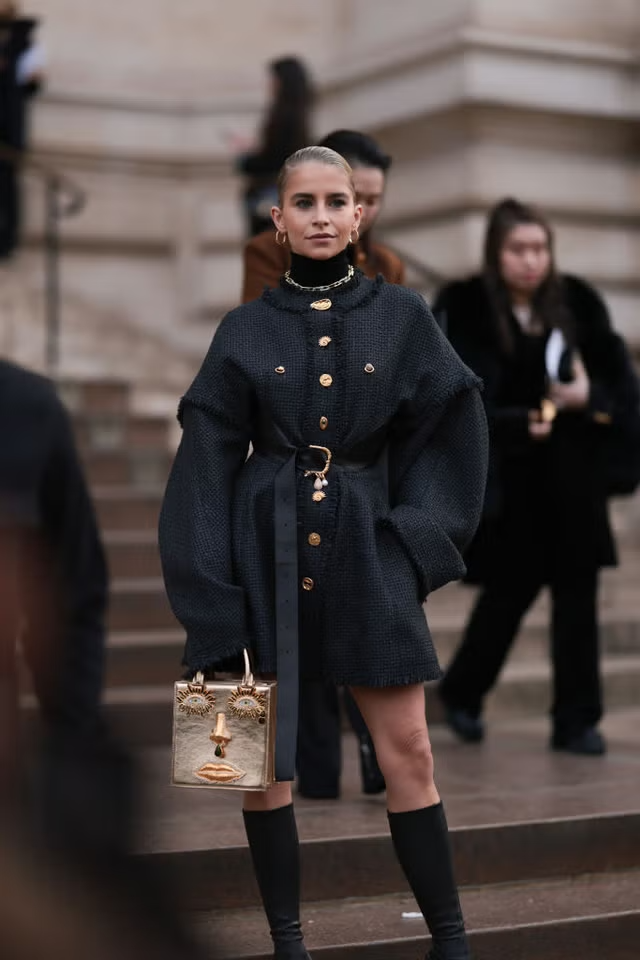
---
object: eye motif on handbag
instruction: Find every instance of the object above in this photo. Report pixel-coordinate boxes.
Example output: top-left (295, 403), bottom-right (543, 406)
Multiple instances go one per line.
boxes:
top-left (172, 650), bottom-right (276, 791)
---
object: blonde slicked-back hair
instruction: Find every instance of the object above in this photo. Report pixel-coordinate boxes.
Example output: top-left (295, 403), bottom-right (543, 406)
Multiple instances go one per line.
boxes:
top-left (277, 146), bottom-right (355, 204)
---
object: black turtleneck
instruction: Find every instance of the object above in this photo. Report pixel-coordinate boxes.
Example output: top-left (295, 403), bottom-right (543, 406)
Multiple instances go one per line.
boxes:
top-left (288, 248), bottom-right (351, 288)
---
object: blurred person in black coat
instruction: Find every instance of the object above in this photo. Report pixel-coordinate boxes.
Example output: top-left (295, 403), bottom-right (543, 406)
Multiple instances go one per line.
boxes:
top-left (435, 198), bottom-right (640, 756)
top-left (0, 359), bottom-right (205, 959)
top-left (0, 2), bottom-right (44, 259)
top-left (0, 359), bottom-right (107, 805)
top-left (234, 57), bottom-right (314, 237)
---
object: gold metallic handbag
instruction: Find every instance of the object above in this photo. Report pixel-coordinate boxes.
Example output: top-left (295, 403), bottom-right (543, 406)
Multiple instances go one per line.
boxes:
top-left (171, 650), bottom-right (276, 791)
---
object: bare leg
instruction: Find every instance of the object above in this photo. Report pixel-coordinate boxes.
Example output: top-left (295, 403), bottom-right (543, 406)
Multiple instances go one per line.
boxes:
top-left (243, 781), bottom-right (292, 812)
top-left (351, 685), bottom-right (470, 960)
top-left (350, 683), bottom-right (438, 811)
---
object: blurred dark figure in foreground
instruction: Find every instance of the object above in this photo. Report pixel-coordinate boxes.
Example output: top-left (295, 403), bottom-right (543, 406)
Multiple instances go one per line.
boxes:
top-left (0, 2), bottom-right (44, 259)
top-left (0, 828), bottom-right (202, 960)
top-left (0, 359), bottom-right (108, 811)
top-left (235, 56), bottom-right (314, 237)
top-left (0, 359), bottom-right (203, 958)
top-left (436, 198), bottom-right (640, 756)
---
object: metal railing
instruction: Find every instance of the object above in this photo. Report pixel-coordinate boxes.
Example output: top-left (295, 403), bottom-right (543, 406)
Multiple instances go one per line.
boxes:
top-left (0, 140), bottom-right (86, 376)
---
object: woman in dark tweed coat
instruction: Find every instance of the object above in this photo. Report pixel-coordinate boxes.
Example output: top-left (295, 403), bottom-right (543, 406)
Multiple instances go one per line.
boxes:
top-left (160, 147), bottom-right (488, 960)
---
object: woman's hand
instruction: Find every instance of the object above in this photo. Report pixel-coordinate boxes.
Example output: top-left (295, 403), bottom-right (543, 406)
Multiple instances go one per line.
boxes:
top-left (529, 419), bottom-right (552, 440)
top-left (528, 408), bottom-right (552, 440)
top-left (549, 355), bottom-right (590, 411)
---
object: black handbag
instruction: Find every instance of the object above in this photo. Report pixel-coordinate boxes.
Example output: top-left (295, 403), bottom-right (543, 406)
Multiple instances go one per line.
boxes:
top-left (547, 330), bottom-right (640, 498)
top-left (592, 335), bottom-right (640, 498)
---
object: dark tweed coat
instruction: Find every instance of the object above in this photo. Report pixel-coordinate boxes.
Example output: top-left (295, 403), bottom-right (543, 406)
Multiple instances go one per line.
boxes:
top-left (159, 275), bottom-right (488, 684)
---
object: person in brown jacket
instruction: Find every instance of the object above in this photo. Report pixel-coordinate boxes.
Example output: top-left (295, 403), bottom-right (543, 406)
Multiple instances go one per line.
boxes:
top-left (242, 129), bottom-right (405, 303)
top-left (241, 131), bottom-right (406, 802)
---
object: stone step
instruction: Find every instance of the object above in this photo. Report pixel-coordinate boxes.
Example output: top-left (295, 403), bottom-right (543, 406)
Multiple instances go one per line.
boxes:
top-left (109, 578), bottom-right (176, 632)
top-left (101, 608), bottom-right (640, 686)
top-left (139, 714), bottom-right (640, 955)
top-left (190, 873), bottom-right (640, 960)
top-left (102, 553), bottom-right (640, 635)
top-left (134, 711), bottom-right (640, 854)
top-left (84, 449), bottom-right (172, 488)
top-left (105, 630), bottom-right (182, 687)
top-left (74, 413), bottom-right (171, 453)
top-left (105, 531), bottom-right (162, 579)
top-left (147, 810), bottom-right (640, 913)
top-left (92, 655), bottom-right (640, 746)
top-left (139, 711), bottom-right (640, 959)
top-left (59, 378), bottom-right (132, 415)
top-left (95, 488), bottom-right (163, 531)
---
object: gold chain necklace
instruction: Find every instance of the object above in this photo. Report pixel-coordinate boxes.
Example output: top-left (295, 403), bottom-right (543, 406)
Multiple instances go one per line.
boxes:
top-left (283, 264), bottom-right (355, 293)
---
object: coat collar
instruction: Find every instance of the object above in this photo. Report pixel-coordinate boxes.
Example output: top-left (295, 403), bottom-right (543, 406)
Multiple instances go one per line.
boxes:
top-left (262, 271), bottom-right (384, 315)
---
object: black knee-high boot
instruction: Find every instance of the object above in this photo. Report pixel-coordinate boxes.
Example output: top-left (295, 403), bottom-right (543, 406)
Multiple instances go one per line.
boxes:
top-left (243, 804), bottom-right (311, 960)
top-left (388, 803), bottom-right (470, 960)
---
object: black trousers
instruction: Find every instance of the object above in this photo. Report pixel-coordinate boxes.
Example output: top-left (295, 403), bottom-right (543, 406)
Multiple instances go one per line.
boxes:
top-left (296, 680), bottom-right (372, 796)
top-left (440, 567), bottom-right (602, 737)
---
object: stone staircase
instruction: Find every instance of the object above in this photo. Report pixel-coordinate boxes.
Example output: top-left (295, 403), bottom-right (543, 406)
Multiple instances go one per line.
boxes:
top-left (64, 377), bottom-right (640, 959)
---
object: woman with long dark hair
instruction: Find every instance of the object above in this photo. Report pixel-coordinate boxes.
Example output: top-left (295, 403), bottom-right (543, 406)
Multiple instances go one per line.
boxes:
top-left (436, 197), bottom-right (639, 756)
top-left (236, 57), bottom-right (314, 237)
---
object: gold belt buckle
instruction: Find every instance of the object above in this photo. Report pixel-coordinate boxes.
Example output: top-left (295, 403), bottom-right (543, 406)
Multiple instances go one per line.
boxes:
top-left (304, 444), bottom-right (332, 502)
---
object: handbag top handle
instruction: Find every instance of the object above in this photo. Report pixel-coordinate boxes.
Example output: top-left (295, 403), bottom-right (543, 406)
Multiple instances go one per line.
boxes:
top-left (193, 648), bottom-right (254, 688)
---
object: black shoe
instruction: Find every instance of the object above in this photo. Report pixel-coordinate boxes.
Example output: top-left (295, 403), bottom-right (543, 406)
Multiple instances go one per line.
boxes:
top-left (443, 707), bottom-right (484, 744)
top-left (551, 727), bottom-right (606, 756)
top-left (426, 951), bottom-right (472, 960)
top-left (297, 786), bottom-right (340, 800)
top-left (359, 739), bottom-right (386, 795)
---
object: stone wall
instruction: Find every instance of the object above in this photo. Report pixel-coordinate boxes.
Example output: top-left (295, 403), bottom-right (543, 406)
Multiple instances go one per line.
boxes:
top-left (6, 0), bottom-right (639, 401)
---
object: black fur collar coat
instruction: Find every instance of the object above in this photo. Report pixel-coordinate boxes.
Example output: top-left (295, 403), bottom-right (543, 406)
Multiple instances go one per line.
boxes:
top-left (433, 274), bottom-right (632, 583)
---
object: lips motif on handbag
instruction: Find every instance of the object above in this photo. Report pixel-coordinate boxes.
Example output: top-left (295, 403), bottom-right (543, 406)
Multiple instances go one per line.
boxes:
top-left (194, 761), bottom-right (246, 784)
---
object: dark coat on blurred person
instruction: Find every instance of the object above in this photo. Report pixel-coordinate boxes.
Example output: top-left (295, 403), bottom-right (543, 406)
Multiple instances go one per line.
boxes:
top-left (242, 228), bottom-right (405, 302)
top-left (0, 360), bottom-right (107, 792)
top-left (433, 274), bottom-right (634, 585)
top-left (0, 17), bottom-right (43, 258)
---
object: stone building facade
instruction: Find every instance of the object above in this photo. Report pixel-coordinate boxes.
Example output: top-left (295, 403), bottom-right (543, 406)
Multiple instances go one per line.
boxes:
top-left (5, 0), bottom-right (639, 405)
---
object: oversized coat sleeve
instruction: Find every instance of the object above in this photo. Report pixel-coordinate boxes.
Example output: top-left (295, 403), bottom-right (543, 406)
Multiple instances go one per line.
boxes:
top-left (384, 303), bottom-right (489, 599)
top-left (158, 313), bottom-right (253, 670)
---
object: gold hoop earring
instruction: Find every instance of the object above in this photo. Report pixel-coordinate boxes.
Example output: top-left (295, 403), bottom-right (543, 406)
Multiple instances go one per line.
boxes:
top-left (275, 230), bottom-right (287, 247)
top-left (349, 226), bottom-right (360, 245)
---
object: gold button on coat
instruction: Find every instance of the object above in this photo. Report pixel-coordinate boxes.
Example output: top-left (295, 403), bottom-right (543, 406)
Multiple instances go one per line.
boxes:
top-left (302, 577), bottom-right (314, 591)
top-left (311, 299), bottom-right (331, 311)
top-left (319, 416), bottom-right (328, 430)
top-left (320, 374), bottom-right (333, 387)
top-left (364, 363), bottom-right (375, 374)
top-left (308, 532), bottom-right (321, 546)
top-left (275, 366), bottom-right (285, 374)
top-left (319, 336), bottom-right (332, 347)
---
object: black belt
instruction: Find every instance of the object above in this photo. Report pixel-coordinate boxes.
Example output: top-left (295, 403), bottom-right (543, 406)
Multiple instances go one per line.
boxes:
top-left (253, 423), bottom-right (387, 781)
